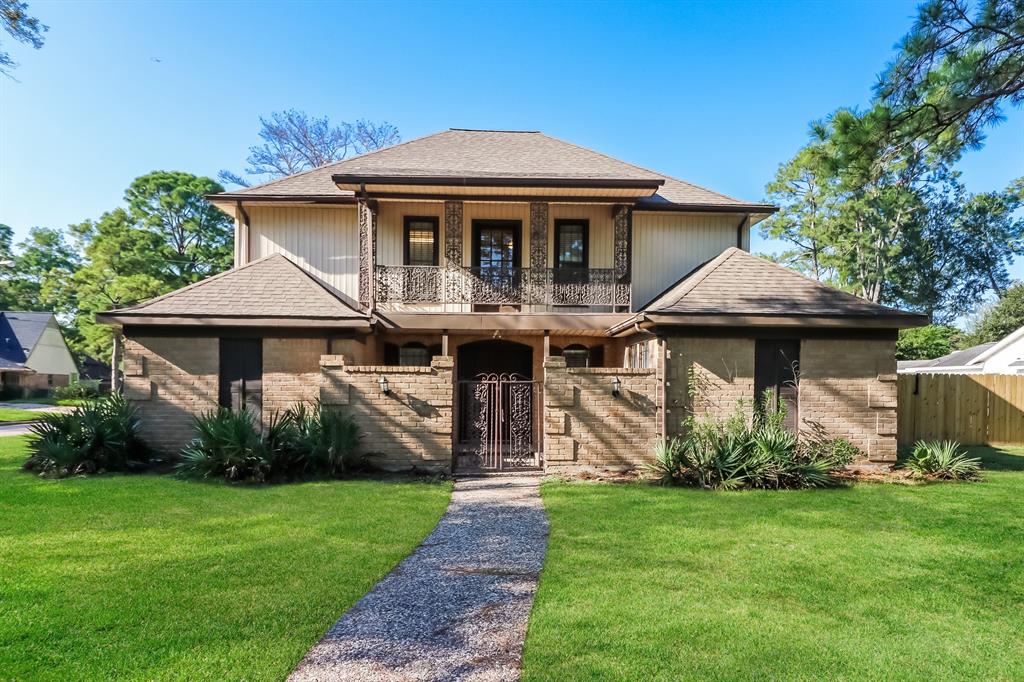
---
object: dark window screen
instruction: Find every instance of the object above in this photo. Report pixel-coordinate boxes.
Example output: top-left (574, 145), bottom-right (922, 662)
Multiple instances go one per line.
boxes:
top-left (219, 338), bottom-right (263, 423)
top-left (754, 339), bottom-right (799, 432)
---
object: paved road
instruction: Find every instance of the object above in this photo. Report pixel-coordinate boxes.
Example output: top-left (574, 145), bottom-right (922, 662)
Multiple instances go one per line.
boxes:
top-left (0, 423), bottom-right (35, 437)
top-left (289, 475), bottom-right (549, 682)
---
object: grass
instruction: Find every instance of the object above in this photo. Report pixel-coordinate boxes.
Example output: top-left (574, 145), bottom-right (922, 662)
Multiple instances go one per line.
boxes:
top-left (524, 446), bottom-right (1024, 681)
top-left (0, 436), bottom-right (451, 680)
top-left (4, 396), bottom-right (94, 407)
top-left (0, 407), bottom-right (50, 422)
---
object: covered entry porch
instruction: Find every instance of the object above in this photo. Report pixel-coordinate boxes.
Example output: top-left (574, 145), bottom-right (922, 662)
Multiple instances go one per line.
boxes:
top-left (318, 321), bottom-right (661, 474)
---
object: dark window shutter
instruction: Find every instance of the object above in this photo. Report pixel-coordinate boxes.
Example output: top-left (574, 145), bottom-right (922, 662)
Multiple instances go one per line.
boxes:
top-left (383, 342), bottom-right (400, 365)
top-left (589, 345), bottom-right (604, 368)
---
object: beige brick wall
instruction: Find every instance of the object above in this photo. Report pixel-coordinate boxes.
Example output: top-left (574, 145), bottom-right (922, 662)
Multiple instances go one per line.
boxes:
top-left (123, 336), bottom-right (219, 452)
top-left (543, 356), bottom-right (662, 473)
top-left (321, 355), bottom-right (453, 472)
top-left (262, 337), bottom-right (326, 415)
top-left (124, 335), bottom-right (334, 453)
top-left (665, 337), bottom-right (755, 435)
top-left (663, 335), bottom-right (898, 463)
top-left (800, 338), bottom-right (898, 462)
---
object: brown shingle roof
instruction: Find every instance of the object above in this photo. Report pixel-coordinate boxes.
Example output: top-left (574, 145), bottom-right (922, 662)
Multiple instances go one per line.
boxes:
top-left (642, 247), bottom-right (925, 320)
top-left (214, 129), bottom-right (772, 211)
top-left (108, 254), bottom-right (366, 320)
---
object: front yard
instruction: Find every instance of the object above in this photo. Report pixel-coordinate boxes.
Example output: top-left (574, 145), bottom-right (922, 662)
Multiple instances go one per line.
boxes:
top-left (524, 447), bottom-right (1024, 680)
top-left (0, 407), bottom-right (50, 422)
top-left (6, 432), bottom-right (1024, 681)
top-left (0, 436), bottom-right (451, 680)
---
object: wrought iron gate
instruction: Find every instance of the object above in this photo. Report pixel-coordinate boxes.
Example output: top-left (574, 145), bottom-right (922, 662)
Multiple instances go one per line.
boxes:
top-left (456, 373), bottom-right (541, 470)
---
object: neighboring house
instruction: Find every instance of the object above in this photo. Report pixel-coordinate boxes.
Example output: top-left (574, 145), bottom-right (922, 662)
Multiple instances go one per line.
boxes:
top-left (97, 129), bottom-right (926, 471)
top-left (79, 355), bottom-right (114, 393)
top-left (0, 311), bottom-right (79, 395)
top-left (899, 326), bottom-right (1024, 375)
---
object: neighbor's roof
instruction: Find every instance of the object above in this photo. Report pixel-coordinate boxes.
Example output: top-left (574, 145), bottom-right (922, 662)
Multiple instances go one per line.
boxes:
top-left (0, 311), bottom-right (55, 364)
top-left (212, 129), bottom-right (774, 213)
top-left (98, 254), bottom-right (369, 327)
top-left (897, 342), bottom-right (997, 372)
top-left (0, 356), bottom-right (33, 373)
top-left (635, 247), bottom-right (927, 326)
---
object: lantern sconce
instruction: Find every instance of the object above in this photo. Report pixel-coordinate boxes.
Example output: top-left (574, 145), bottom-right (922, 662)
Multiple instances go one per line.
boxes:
top-left (378, 375), bottom-right (391, 396)
top-left (611, 376), bottom-right (622, 398)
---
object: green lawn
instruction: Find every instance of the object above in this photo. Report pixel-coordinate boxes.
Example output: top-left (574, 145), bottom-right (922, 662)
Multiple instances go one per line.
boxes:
top-left (524, 447), bottom-right (1024, 681)
top-left (0, 407), bottom-right (48, 422)
top-left (0, 436), bottom-right (451, 681)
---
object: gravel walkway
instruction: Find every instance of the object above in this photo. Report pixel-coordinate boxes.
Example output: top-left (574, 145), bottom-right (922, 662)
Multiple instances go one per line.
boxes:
top-left (289, 474), bottom-right (548, 682)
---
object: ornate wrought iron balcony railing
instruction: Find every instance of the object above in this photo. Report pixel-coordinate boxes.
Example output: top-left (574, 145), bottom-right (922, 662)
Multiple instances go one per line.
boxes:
top-left (374, 265), bottom-right (630, 307)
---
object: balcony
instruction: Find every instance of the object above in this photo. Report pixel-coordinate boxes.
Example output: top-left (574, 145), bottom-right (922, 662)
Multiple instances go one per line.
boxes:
top-left (374, 265), bottom-right (630, 308)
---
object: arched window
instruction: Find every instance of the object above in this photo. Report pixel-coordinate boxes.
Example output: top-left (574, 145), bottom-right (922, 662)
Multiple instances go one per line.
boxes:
top-left (399, 342), bottom-right (431, 367)
top-left (563, 344), bottom-right (590, 368)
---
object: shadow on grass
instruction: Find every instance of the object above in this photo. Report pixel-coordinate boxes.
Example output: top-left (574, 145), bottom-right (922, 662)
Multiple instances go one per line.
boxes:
top-left (965, 446), bottom-right (1024, 472)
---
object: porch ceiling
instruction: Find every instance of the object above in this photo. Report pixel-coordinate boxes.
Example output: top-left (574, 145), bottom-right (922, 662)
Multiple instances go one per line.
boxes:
top-left (374, 312), bottom-right (631, 335)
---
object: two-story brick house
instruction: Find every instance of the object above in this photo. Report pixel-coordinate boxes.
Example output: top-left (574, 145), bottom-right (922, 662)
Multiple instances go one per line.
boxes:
top-left (98, 129), bottom-right (925, 473)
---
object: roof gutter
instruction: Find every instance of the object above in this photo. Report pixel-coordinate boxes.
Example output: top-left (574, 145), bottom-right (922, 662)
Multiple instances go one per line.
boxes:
top-left (607, 313), bottom-right (651, 337)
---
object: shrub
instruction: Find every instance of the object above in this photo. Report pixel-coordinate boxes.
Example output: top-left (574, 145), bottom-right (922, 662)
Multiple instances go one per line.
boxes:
top-left (177, 409), bottom-right (296, 483)
top-left (905, 440), bottom-right (982, 480)
top-left (52, 381), bottom-right (101, 401)
top-left (645, 395), bottom-right (854, 490)
top-left (177, 401), bottom-right (362, 483)
top-left (288, 401), bottom-right (362, 477)
top-left (24, 395), bottom-right (150, 477)
top-left (0, 384), bottom-right (24, 400)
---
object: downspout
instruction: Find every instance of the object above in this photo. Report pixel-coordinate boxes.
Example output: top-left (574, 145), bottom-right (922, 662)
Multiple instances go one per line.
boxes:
top-left (236, 201), bottom-right (252, 266)
top-left (735, 214), bottom-right (749, 249)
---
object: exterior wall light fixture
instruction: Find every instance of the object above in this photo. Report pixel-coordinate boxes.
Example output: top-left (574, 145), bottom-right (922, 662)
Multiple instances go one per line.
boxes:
top-left (611, 376), bottom-right (622, 398)
top-left (378, 375), bottom-right (390, 395)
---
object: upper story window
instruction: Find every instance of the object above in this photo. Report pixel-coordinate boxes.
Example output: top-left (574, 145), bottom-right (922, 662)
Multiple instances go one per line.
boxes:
top-left (554, 219), bottom-right (588, 271)
top-left (404, 217), bottom-right (439, 266)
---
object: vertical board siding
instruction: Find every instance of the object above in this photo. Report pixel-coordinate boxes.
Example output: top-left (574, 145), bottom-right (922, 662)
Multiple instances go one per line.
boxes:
top-left (249, 206), bottom-right (359, 299)
top-left (898, 373), bottom-right (1024, 445)
top-left (632, 212), bottom-right (746, 309)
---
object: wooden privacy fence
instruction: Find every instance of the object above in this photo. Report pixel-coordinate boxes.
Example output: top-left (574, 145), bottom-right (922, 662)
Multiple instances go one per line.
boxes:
top-left (898, 373), bottom-right (1024, 446)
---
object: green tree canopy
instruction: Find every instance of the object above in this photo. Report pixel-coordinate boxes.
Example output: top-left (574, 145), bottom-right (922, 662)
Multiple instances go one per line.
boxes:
top-left (1, 0), bottom-right (46, 77)
top-left (896, 324), bottom-right (959, 360)
top-left (880, 0), bottom-right (1024, 157)
top-left (964, 283), bottom-right (1024, 345)
top-left (64, 172), bottom-right (232, 359)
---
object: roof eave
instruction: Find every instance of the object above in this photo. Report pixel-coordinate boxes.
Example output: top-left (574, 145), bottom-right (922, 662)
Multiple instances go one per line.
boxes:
top-left (640, 312), bottom-right (929, 329)
top-left (634, 202), bottom-right (778, 214)
top-left (96, 313), bottom-right (371, 329)
top-left (330, 174), bottom-right (665, 190)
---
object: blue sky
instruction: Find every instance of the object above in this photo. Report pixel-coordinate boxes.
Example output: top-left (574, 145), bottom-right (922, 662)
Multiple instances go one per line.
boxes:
top-left (2, 0), bottom-right (1022, 262)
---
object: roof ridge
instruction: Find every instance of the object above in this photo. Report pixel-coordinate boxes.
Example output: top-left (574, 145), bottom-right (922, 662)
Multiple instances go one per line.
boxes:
top-left (276, 254), bottom-right (367, 314)
top-left (232, 129), bottom-right (452, 195)
top-left (111, 254), bottom-right (285, 312)
top-left (536, 132), bottom-right (756, 204)
top-left (643, 248), bottom-right (739, 310)
top-left (749, 250), bottom-right (911, 314)
top-left (448, 128), bottom-right (541, 133)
